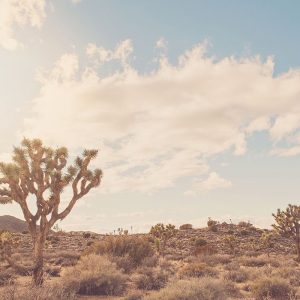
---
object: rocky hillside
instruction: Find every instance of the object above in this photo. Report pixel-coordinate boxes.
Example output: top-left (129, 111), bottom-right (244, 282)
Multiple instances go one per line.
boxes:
top-left (0, 215), bottom-right (29, 233)
top-left (9, 221), bottom-right (296, 266)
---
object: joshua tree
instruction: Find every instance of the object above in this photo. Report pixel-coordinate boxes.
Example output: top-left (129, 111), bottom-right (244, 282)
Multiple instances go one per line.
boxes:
top-left (259, 231), bottom-right (276, 257)
top-left (272, 204), bottom-right (300, 261)
top-left (223, 234), bottom-right (236, 255)
top-left (0, 138), bottom-right (102, 285)
top-left (150, 223), bottom-right (176, 256)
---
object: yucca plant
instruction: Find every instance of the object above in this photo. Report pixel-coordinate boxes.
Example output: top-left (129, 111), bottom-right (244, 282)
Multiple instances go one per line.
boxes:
top-left (272, 204), bottom-right (300, 262)
top-left (0, 138), bottom-right (102, 285)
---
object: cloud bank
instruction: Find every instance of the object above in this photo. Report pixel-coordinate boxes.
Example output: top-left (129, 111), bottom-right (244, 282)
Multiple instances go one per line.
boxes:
top-left (22, 41), bottom-right (300, 194)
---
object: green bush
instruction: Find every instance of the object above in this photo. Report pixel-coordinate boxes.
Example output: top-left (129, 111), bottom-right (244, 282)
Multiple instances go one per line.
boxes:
top-left (61, 254), bottom-right (127, 296)
top-left (84, 235), bottom-right (154, 270)
top-left (252, 277), bottom-right (295, 300)
top-left (144, 278), bottom-right (228, 300)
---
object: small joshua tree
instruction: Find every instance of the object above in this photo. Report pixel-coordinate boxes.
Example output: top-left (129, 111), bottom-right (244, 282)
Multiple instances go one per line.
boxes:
top-left (260, 231), bottom-right (276, 257)
top-left (0, 231), bottom-right (19, 265)
top-left (224, 234), bottom-right (236, 255)
top-left (272, 204), bottom-right (300, 262)
top-left (150, 223), bottom-right (176, 256)
top-left (0, 138), bottom-right (102, 285)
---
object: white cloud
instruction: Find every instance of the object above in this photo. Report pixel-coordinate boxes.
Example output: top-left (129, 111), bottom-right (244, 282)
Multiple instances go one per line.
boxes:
top-left (86, 39), bottom-right (133, 68)
top-left (270, 146), bottom-right (300, 157)
top-left (186, 172), bottom-right (232, 195)
top-left (0, 0), bottom-right (46, 50)
top-left (21, 41), bottom-right (300, 194)
top-left (36, 53), bottom-right (79, 83)
top-left (156, 37), bottom-right (167, 51)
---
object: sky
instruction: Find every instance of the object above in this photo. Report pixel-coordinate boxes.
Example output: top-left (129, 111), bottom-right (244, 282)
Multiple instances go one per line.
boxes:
top-left (0, 0), bottom-right (300, 233)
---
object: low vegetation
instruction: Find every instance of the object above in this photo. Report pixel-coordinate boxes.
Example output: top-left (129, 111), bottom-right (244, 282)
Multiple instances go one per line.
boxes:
top-left (62, 254), bottom-right (127, 296)
top-left (0, 204), bottom-right (299, 299)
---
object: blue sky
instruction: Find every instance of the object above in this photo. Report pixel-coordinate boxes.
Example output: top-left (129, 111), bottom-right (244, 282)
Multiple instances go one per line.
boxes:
top-left (0, 1), bottom-right (300, 232)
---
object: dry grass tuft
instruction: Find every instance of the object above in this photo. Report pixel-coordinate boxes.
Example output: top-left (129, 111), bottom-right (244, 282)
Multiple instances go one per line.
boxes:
top-left (251, 277), bottom-right (296, 300)
top-left (144, 277), bottom-right (229, 300)
top-left (132, 266), bottom-right (169, 290)
top-left (61, 254), bottom-right (127, 296)
top-left (178, 262), bottom-right (218, 278)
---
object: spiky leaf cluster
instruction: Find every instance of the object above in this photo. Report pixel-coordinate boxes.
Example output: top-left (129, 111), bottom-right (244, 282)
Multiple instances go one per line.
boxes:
top-left (0, 138), bottom-right (102, 228)
top-left (150, 223), bottom-right (176, 240)
top-left (272, 204), bottom-right (300, 237)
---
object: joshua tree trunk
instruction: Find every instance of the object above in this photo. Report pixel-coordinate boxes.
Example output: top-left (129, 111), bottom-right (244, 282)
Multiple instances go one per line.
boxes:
top-left (296, 224), bottom-right (300, 262)
top-left (32, 233), bottom-right (46, 286)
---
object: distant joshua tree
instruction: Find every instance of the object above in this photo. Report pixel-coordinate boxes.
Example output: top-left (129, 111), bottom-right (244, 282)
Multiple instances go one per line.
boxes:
top-left (150, 223), bottom-right (176, 256)
top-left (0, 138), bottom-right (102, 285)
top-left (272, 204), bottom-right (300, 262)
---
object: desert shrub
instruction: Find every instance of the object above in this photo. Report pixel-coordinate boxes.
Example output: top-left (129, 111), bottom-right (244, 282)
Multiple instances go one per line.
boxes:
top-left (194, 244), bottom-right (217, 256)
top-left (132, 266), bottom-right (169, 290)
top-left (240, 256), bottom-right (268, 267)
top-left (142, 254), bottom-right (159, 267)
top-left (83, 235), bottom-right (154, 270)
top-left (194, 238), bottom-right (208, 247)
top-left (112, 253), bottom-right (158, 273)
top-left (243, 250), bottom-right (261, 257)
top-left (86, 241), bottom-right (93, 246)
top-left (207, 218), bottom-right (218, 227)
top-left (207, 218), bottom-right (218, 232)
top-left (238, 221), bottom-right (253, 228)
top-left (0, 283), bottom-right (76, 300)
top-left (275, 267), bottom-right (300, 286)
top-left (46, 250), bottom-right (81, 260)
top-left (46, 250), bottom-right (80, 267)
top-left (179, 224), bottom-right (193, 230)
top-left (144, 278), bottom-right (228, 300)
top-left (224, 261), bottom-right (240, 271)
top-left (225, 268), bottom-right (249, 283)
top-left (178, 262), bottom-right (218, 278)
top-left (61, 254), bottom-right (127, 296)
top-left (240, 229), bottom-right (249, 236)
top-left (112, 255), bottom-right (137, 273)
top-left (0, 269), bottom-right (15, 286)
top-left (45, 266), bottom-right (61, 277)
top-left (240, 255), bottom-right (280, 268)
top-left (223, 234), bottom-right (237, 254)
top-left (208, 225), bottom-right (218, 232)
top-left (46, 235), bottom-right (60, 244)
top-left (83, 232), bottom-right (91, 239)
top-left (197, 254), bottom-right (231, 267)
top-left (158, 257), bottom-right (174, 272)
top-left (125, 290), bottom-right (144, 300)
top-left (252, 277), bottom-right (295, 300)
